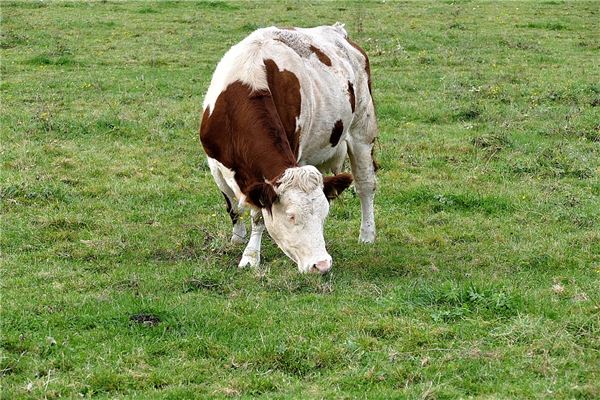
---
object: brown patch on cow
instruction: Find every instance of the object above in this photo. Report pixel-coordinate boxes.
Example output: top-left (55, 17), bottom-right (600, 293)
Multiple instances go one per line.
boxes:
top-left (200, 107), bottom-right (210, 136)
top-left (345, 37), bottom-right (372, 97)
top-left (309, 45), bottom-right (332, 66)
top-left (347, 81), bottom-right (355, 113)
top-left (329, 120), bottom-right (344, 147)
top-left (200, 81), bottom-right (297, 208)
top-left (263, 59), bottom-right (302, 157)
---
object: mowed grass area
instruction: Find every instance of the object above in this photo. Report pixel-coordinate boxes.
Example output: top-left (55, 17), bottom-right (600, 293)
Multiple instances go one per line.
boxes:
top-left (1, 0), bottom-right (599, 398)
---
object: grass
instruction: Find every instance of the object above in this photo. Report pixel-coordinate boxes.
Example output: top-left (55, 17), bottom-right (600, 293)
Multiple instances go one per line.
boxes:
top-left (1, 0), bottom-right (599, 398)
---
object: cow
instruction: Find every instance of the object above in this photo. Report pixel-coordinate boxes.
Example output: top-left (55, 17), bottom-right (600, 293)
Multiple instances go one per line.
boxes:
top-left (200, 23), bottom-right (377, 274)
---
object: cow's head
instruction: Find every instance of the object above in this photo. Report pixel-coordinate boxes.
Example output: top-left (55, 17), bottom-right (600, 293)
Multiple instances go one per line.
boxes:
top-left (247, 166), bottom-right (352, 274)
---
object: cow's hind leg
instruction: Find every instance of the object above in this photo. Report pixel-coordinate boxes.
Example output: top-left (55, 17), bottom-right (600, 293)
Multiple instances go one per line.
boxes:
top-left (239, 209), bottom-right (264, 268)
top-left (348, 114), bottom-right (377, 243)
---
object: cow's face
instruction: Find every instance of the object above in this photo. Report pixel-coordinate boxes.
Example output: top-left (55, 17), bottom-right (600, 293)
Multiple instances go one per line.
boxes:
top-left (248, 166), bottom-right (352, 274)
top-left (264, 185), bottom-right (331, 273)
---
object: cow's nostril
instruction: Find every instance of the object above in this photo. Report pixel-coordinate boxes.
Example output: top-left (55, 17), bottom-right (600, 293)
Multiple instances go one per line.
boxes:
top-left (314, 259), bottom-right (332, 274)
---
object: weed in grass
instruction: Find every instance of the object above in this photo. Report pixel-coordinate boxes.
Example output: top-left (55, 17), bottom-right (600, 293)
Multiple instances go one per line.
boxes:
top-left (521, 21), bottom-right (568, 31)
top-left (129, 313), bottom-right (161, 326)
top-left (471, 133), bottom-right (512, 151)
top-left (137, 7), bottom-right (158, 14)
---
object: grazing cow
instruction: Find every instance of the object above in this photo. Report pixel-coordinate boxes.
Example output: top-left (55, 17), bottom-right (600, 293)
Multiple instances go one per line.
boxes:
top-left (200, 23), bottom-right (377, 273)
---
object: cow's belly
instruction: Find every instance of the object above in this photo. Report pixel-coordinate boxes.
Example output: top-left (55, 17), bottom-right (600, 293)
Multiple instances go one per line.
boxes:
top-left (298, 141), bottom-right (347, 174)
top-left (298, 140), bottom-right (345, 167)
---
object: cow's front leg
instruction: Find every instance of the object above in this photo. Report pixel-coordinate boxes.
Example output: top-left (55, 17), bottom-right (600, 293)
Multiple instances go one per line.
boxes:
top-left (348, 141), bottom-right (377, 243)
top-left (238, 209), bottom-right (264, 268)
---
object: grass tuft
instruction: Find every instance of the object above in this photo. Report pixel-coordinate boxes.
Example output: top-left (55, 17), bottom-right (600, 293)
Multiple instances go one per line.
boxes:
top-left (522, 21), bottom-right (568, 31)
top-left (26, 54), bottom-right (79, 66)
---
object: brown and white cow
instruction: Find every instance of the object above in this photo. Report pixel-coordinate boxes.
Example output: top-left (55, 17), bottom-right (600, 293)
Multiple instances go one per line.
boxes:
top-left (200, 23), bottom-right (377, 273)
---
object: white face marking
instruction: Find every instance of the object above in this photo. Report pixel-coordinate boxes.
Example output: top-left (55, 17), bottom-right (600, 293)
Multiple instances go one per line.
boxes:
top-left (262, 187), bottom-right (332, 273)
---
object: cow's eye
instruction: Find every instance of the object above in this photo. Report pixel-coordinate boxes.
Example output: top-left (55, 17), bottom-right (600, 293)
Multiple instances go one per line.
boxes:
top-left (286, 211), bottom-right (296, 224)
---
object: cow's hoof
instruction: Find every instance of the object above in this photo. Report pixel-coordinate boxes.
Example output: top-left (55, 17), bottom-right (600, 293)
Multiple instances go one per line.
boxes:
top-left (230, 234), bottom-right (246, 245)
top-left (238, 251), bottom-right (260, 268)
top-left (231, 224), bottom-right (247, 244)
top-left (359, 231), bottom-right (376, 243)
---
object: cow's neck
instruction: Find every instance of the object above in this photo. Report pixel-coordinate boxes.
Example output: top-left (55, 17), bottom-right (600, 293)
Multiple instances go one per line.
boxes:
top-left (237, 89), bottom-right (297, 186)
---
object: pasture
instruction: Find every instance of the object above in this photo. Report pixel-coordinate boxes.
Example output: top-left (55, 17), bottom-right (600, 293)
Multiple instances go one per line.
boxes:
top-left (1, 1), bottom-right (599, 398)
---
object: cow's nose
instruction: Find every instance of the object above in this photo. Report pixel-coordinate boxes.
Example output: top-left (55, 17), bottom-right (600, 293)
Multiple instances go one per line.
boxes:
top-left (312, 258), bottom-right (332, 274)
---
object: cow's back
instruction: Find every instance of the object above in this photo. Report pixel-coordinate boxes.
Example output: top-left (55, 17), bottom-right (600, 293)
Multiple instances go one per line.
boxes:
top-left (258, 25), bottom-right (374, 167)
top-left (202, 24), bottom-right (374, 171)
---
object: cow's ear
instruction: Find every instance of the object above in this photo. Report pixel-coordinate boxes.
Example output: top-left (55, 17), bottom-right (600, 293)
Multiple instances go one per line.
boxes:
top-left (323, 173), bottom-right (353, 201)
top-left (247, 182), bottom-right (278, 211)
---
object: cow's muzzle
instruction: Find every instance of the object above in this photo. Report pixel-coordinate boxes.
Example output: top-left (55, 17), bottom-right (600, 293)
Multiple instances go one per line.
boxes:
top-left (309, 257), bottom-right (332, 274)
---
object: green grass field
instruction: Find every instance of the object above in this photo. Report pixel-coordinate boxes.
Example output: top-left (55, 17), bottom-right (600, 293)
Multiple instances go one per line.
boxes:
top-left (1, 1), bottom-right (599, 398)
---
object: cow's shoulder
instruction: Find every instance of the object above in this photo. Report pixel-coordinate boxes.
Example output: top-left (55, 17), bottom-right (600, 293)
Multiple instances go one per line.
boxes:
top-left (263, 58), bottom-right (302, 156)
top-left (200, 81), bottom-right (252, 168)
